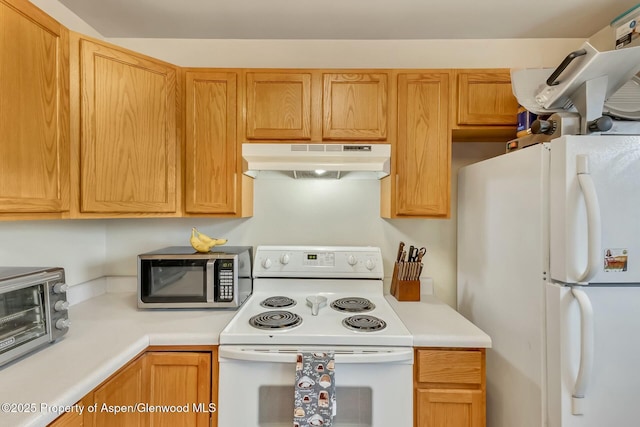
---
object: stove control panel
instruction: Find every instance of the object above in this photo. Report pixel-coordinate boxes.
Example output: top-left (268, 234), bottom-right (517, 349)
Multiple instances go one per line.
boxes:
top-left (253, 246), bottom-right (383, 279)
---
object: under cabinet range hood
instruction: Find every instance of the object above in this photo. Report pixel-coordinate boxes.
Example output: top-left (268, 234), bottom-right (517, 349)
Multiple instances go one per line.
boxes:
top-left (242, 143), bottom-right (391, 179)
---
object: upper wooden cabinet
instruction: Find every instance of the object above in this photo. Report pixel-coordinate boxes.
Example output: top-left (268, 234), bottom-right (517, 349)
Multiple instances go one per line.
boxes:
top-left (245, 72), bottom-right (312, 140)
top-left (382, 71), bottom-right (450, 218)
top-left (323, 73), bottom-right (388, 140)
top-left (184, 71), bottom-right (239, 215)
top-left (452, 69), bottom-right (518, 142)
top-left (0, 0), bottom-right (69, 217)
top-left (243, 70), bottom-right (389, 143)
top-left (77, 37), bottom-right (178, 215)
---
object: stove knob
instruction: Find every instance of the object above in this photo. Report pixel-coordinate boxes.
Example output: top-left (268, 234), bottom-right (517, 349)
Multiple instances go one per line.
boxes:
top-left (53, 282), bottom-right (68, 294)
top-left (365, 258), bottom-right (376, 271)
top-left (54, 300), bottom-right (69, 312)
top-left (261, 258), bottom-right (272, 269)
top-left (347, 255), bottom-right (358, 266)
top-left (279, 254), bottom-right (290, 265)
top-left (55, 318), bottom-right (70, 330)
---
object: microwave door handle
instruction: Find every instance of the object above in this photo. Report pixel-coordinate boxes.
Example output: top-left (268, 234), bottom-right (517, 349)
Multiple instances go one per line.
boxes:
top-left (206, 259), bottom-right (216, 302)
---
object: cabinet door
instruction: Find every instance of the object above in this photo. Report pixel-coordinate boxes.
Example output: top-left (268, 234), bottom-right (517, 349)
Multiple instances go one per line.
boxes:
top-left (245, 72), bottom-right (311, 140)
top-left (48, 407), bottom-right (83, 427)
top-left (48, 397), bottom-right (92, 427)
top-left (90, 354), bottom-right (147, 427)
top-left (416, 388), bottom-right (484, 427)
top-left (456, 71), bottom-right (518, 126)
top-left (146, 351), bottom-right (212, 427)
top-left (79, 38), bottom-right (177, 214)
top-left (323, 73), bottom-right (387, 140)
top-left (0, 0), bottom-right (69, 214)
top-left (396, 73), bottom-right (450, 217)
top-left (185, 71), bottom-right (237, 214)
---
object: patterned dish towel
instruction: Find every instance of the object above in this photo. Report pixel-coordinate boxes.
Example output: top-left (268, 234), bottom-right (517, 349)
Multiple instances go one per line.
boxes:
top-left (293, 352), bottom-right (336, 427)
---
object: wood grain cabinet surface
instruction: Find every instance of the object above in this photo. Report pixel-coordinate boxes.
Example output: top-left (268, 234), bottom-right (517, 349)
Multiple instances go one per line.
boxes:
top-left (0, 0), bottom-right (70, 218)
top-left (245, 71), bottom-right (312, 140)
top-left (77, 37), bottom-right (178, 215)
top-left (184, 71), bottom-right (239, 215)
top-left (452, 69), bottom-right (519, 142)
top-left (323, 73), bottom-right (388, 140)
top-left (48, 347), bottom-right (217, 427)
top-left (0, 0), bottom-right (516, 223)
top-left (414, 348), bottom-right (486, 427)
top-left (382, 71), bottom-right (451, 218)
top-left (243, 70), bottom-right (388, 143)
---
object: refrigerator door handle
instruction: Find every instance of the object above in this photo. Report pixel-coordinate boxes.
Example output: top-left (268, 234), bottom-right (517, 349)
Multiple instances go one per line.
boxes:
top-left (570, 287), bottom-right (594, 415)
top-left (576, 155), bottom-right (602, 284)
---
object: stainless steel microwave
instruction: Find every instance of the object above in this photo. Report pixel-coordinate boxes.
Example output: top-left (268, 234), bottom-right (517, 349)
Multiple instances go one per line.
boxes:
top-left (137, 246), bottom-right (253, 309)
top-left (0, 267), bottom-right (69, 368)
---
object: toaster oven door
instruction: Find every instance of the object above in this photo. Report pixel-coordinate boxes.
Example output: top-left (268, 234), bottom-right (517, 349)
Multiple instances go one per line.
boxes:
top-left (0, 283), bottom-right (50, 366)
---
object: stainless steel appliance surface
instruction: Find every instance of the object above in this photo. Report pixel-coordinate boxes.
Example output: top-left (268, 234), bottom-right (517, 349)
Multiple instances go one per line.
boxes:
top-left (137, 246), bottom-right (252, 309)
top-left (0, 267), bottom-right (69, 368)
top-left (218, 246), bottom-right (413, 427)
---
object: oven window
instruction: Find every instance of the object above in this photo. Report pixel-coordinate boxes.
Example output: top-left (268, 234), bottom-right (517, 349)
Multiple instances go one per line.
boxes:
top-left (0, 284), bottom-right (47, 355)
top-left (258, 386), bottom-right (372, 427)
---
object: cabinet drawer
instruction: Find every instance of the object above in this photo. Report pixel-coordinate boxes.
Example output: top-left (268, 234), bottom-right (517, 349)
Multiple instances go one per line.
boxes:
top-left (416, 350), bottom-right (482, 385)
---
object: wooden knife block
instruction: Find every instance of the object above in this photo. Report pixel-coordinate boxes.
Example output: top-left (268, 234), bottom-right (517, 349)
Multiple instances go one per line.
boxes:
top-left (391, 262), bottom-right (420, 301)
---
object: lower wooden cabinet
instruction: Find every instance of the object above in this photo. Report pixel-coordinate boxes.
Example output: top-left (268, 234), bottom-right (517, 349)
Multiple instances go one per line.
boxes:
top-left (415, 348), bottom-right (486, 427)
top-left (48, 347), bottom-right (217, 427)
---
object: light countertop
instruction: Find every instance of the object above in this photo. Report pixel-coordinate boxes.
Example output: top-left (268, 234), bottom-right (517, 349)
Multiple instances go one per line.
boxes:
top-left (387, 295), bottom-right (492, 348)
top-left (0, 292), bottom-right (236, 427)
top-left (0, 290), bottom-right (490, 427)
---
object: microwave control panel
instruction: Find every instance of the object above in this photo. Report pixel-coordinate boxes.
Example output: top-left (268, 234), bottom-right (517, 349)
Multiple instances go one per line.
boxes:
top-left (216, 260), bottom-right (234, 302)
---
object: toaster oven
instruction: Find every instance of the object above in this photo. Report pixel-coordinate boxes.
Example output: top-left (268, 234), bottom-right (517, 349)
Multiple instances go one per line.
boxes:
top-left (0, 267), bottom-right (69, 368)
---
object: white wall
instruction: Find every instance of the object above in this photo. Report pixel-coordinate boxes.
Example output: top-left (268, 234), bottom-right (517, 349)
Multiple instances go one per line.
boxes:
top-left (0, 220), bottom-right (106, 286)
top-left (16, 0), bottom-right (584, 307)
top-left (103, 143), bottom-right (505, 307)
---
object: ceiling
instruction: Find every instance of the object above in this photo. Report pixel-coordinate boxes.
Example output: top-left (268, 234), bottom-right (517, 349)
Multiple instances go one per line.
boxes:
top-left (59, 0), bottom-right (639, 40)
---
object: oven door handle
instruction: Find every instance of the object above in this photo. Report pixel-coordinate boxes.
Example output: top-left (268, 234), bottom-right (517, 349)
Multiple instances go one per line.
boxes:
top-left (219, 347), bottom-right (414, 364)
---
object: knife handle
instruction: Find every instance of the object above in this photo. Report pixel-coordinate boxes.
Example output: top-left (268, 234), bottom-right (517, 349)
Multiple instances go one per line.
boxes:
top-left (396, 242), bottom-right (405, 263)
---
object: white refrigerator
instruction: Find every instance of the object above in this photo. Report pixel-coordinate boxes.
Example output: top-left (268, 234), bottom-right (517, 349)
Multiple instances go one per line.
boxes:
top-left (457, 135), bottom-right (640, 427)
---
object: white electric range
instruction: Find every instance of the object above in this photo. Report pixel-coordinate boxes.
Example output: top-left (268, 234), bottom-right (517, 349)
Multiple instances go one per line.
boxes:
top-left (218, 246), bottom-right (414, 427)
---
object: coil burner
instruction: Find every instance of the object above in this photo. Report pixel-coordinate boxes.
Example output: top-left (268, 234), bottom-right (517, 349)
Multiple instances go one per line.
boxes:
top-left (249, 310), bottom-right (302, 330)
top-left (342, 315), bottom-right (386, 332)
top-left (260, 296), bottom-right (296, 309)
top-left (330, 297), bottom-right (375, 313)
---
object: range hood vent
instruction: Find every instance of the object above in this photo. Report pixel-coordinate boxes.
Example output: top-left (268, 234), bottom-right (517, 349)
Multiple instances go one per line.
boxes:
top-left (242, 143), bottom-right (391, 179)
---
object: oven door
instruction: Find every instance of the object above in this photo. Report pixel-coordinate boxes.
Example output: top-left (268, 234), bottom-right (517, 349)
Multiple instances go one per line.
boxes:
top-left (218, 346), bottom-right (413, 427)
top-left (0, 282), bottom-right (50, 367)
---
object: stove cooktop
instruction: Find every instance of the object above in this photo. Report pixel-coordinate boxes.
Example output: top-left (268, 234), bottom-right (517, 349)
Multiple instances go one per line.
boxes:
top-left (220, 246), bottom-right (412, 347)
top-left (219, 279), bottom-right (412, 347)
